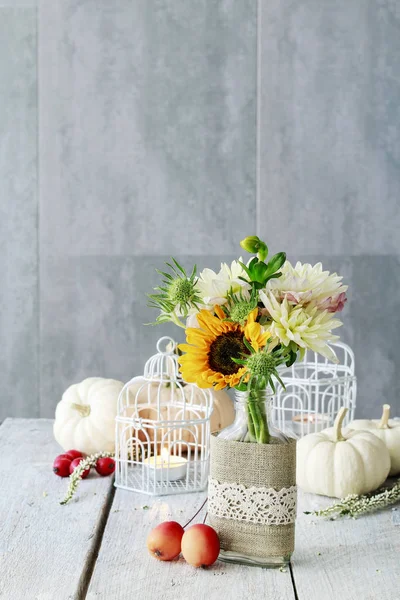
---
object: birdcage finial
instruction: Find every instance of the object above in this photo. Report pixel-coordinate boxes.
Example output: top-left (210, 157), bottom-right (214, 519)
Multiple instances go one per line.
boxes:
top-left (156, 336), bottom-right (176, 355)
top-left (143, 337), bottom-right (182, 382)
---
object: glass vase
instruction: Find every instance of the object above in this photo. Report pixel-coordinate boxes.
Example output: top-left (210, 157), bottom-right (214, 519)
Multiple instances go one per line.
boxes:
top-left (209, 388), bottom-right (297, 568)
top-left (217, 388), bottom-right (290, 444)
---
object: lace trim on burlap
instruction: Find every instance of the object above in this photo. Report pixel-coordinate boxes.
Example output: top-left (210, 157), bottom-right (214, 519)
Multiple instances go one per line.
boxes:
top-left (208, 478), bottom-right (297, 525)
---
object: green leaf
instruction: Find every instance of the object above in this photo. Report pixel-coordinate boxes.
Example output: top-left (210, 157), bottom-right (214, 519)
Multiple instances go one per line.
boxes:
top-left (265, 252), bottom-right (286, 275)
top-left (156, 269), bottom-right (173, 281)
top-left (248, 257), bottom-right (258, 270)
top-left (285, 350), bottom-right (297, 367)
top-left (190, 264), bottom-right (197, 280)
top-left (238, 275), bottom-right (251, 284)
top-left (238, 261), bottom-right (252, 278)
top-left (234, 382), bottom-right (248, 392)
top-left (231, 357), bottom-right (246, 365)
top-left (165, 262), bottom-right (180, 276)
top-left (274, 372), bottom-right (286, 391)
top-left (252, 261), bottom-right (268, 283)
top-left (172, 257), bottom-right (187, 276)
top-left (243, 337), bottom-right (256, 354)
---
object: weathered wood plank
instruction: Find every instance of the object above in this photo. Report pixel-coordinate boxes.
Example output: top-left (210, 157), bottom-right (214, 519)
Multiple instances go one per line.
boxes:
top-left (4, 418), bottom-right (399, 599)
top-left (0, 419), bottom-right (115, 600)
top-left (87, 489), bottom-right (296, 600)
top-left (293, 490), bottom-right (400, 600)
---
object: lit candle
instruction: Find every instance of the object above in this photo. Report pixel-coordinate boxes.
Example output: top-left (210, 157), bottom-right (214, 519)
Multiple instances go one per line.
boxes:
top-left (291, 413), bottom-right (332, 436)
top-left (143, 448), bottom-right (187, 482)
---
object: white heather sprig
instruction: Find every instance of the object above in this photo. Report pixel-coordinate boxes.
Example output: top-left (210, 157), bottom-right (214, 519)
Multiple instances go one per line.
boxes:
top-left (60, 452), bottom-right (114, 505)
top-left (305, 479), bottom-right (400, 519)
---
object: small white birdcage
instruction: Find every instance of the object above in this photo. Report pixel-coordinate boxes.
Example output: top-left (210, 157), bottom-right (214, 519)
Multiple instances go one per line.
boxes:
top-left (273, 342), bottom-right (357, 437)
top-left (115, 337), bottom-right (213, 496)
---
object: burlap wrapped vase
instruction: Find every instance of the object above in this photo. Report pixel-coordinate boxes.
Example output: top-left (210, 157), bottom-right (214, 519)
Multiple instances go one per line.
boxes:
top-left (208, 434), bottom-right (297, 566)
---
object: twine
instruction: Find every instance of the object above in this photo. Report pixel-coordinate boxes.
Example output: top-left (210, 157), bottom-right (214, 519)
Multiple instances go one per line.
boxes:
top-left (208, 435), bottom-right (297, 559)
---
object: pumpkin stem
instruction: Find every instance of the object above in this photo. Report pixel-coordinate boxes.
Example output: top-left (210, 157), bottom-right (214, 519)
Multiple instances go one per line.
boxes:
top-left (378, 404), bottom-right (391, 429)
top-left (333, 407), bottom-right (348, 442)
top-left (71, 402), bottom-right (91, 417)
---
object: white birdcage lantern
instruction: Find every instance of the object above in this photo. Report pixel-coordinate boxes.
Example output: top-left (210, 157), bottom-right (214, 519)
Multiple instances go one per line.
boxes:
top-left (273, 341), bottom-right (357, 437)
top-left (115, 337), bottom-right (213, 496)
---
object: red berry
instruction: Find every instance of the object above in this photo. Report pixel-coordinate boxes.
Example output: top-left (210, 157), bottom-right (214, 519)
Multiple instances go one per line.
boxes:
top-left (64, 449), bottom-right (84, 461)
top-left (53, 456), bottom-right (71, 477)
top-left (58, 453), bottom-right (71, 460)
top-left (95, 457), bottom-right (115, 476)
top-left (69, 458), bottom-right (90, 479)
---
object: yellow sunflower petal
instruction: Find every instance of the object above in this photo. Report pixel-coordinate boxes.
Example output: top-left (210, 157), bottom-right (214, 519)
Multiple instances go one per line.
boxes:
top-left (214, 305), bottom-right (226, 320)
top-left (185, 327), bottom-right (211, 340)
top-left (247, 308), bottom-right (258, 324)
top-left (214, 381), bottom-right (227, 390)
top-left (178, 344), bottom-right (206, 355)
top-left (244, 319), bottom-right (270, 352)
top-left (197, 310), bottom-right (226, 335)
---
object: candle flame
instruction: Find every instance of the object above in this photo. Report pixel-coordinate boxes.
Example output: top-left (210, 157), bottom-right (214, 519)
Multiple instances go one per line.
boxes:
top-left (161, 447), bottom-right (170, 462)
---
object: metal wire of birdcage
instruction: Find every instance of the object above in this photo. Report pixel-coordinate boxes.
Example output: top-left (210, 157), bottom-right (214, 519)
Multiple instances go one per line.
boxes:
top-left (273, 341), bottom-right (357, 437)
top-left (115, 337), bottom-right (213, 496)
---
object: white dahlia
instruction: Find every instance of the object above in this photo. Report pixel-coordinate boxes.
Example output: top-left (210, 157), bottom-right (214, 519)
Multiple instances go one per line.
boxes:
top-left (196, 259), bottom-right (250, 306)
top-left (259, 291), bottom-right (343, 362)
top-left (266, 261), bottom-right (347, 313)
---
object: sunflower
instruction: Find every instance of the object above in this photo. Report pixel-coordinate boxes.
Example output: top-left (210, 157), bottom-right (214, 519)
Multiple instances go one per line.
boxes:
top-left (178, 306), bottom-right (270, 390)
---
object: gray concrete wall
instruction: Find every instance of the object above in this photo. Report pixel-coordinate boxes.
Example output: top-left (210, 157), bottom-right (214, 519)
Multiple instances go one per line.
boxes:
top-left (258, 1), bottom-right (400, 418)
top-left (0, 3), bottom-right (38, 417)
top-left (1, 1), bottom-right (399, 419)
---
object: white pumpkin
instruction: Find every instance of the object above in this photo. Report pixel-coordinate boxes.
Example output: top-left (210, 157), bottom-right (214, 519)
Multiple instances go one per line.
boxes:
top-left (349, 404), bottom-right (400, 476)
top-left (54, 377), bottom-right (124, 455)
top-left (296, 407), bottom-right (391, 498)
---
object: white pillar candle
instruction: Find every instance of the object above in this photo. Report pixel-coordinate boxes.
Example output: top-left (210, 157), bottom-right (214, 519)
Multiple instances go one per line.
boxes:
top-left (291, 413), bottom-right (332, 436)
top-left (143, 448), bottom-right (187, 482)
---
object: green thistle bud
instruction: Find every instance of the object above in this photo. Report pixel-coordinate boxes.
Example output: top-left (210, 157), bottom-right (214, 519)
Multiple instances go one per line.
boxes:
top-left (168, 278), bottom-right (196, 305)
top-left (148, 258), bottom-right (202, 328)
top-left (246, 352), bottom-right (279, 379)
top-left (230, 300), bottom-right (257, 326)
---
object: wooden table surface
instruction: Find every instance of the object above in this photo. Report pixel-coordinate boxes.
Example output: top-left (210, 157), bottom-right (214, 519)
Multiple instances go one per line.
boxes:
top-left (1, 419), bottom-right (399, 600)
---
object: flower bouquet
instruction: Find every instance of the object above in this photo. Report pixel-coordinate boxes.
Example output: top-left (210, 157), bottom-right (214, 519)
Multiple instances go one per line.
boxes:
top-left (149, 235), bottom-right (347, 445)
top-left (149, 235), bottom-right (348, 567)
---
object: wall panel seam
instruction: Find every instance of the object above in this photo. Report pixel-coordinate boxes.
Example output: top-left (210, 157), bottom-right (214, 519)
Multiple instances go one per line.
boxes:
top-left (36, 1), bottom-right (41, 416)
top-left (256, 0), bottom-right (262, 237)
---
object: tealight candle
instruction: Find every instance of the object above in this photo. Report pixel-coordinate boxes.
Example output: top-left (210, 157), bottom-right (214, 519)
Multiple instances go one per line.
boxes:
top-left (291, 413), bottom-right (331, 436)
top-left (143, 448), bottom-right (187, 482)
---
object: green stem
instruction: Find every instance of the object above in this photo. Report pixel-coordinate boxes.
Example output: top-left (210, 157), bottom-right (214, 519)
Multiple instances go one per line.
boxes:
top-left (247, 393), bottom-right (270, 444)
top-left (256, 402), bottom-right (270, 444)
top-left (248, 401), bottom-right (260, 442)
top-left (246, 403), bottom-right (256, 441)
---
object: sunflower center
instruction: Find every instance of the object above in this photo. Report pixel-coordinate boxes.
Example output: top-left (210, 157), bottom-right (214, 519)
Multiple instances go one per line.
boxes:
top-left (208, 331), bottom-right (249, 376)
